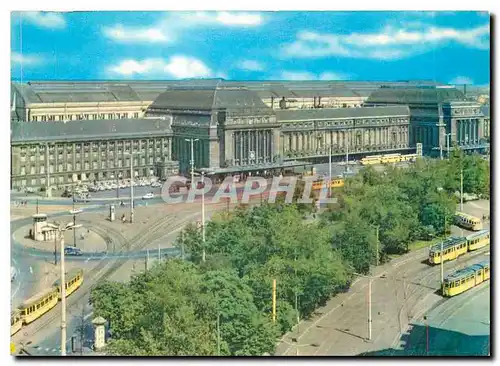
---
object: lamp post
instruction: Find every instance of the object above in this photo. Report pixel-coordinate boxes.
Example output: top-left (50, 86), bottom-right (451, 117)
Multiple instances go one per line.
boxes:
top-left (70, 199), bottom-right (82, 248)
top-left (201, 171), bottom-right (206, 263)
top-left (445, 133), bottom-right (454, 159)
top-left (124, 152), bottom-right (142, 224)
top-left (328, 144), bottom-right (332, 197)
top-left (42, 221), bottom-right (81, 356)
top-left (185, 138), bottom-right (199, 187)
top-left (353, 272), bottom-right (383, 341)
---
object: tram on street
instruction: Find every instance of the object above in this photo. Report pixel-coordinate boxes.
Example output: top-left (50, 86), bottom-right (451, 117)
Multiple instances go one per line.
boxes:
top-left (428, 229), bottom-right (490, 265)
top-left (442, 261), bottom-right (490, 297)
top-left (454, 212), bottom-right (483, 231)
top-left (10, 269), bottom-right (84, 336)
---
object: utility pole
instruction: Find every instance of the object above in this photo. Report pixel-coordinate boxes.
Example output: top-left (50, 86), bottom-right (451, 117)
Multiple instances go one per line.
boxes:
top-left (158, 243), bottom-right (161, 263)
top-left (376, 225), bottom-right (379, 267)
top-left (36, 198), bottom-right (39, 214)
top-left (328, 144), bottom-right (332, 197)
top-left (130, 155), bottom-right (134, 224)
top-left (440, 239), bottom-right (444, 294)
top-left (460, 168), bottom-right (464, 211)
top-left (185, 138), bottom-right (199, 188)
top-left (216, 312), bottom-right (221, 356)
top-left (440, 144), bottom-right (443, 160)
top-left (60, 232), bottom-right (67, 356)
top-left (345, 139), bottom-right (349, 173)
top-left (54, 235), bottom-right (58, 265)
top-left (368, 278), bottom-right (372, 341)
top-left (202, 171), bottom-right (206, 263)
top-left (72, 198), bottom-right (77, 248)
top-left (145, 249), bottom-right (149, 271)
top-left (272, 279), bottom-right (276, 324)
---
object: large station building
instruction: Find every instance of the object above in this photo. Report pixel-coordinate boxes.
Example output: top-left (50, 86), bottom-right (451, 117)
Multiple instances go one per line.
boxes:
top-left (10, 80), bottom-right (489, 189)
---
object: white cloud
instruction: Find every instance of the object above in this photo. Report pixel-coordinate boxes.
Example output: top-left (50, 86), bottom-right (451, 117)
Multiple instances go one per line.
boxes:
top-left (449, 76), bottom-right (474, 85)
top-left (104, 12), bottom-right (264, 44)
top-left (281, 71), bottom-right (316, 80)
top-left (279, 70), bottom-right (349, 81)
top-left (238, 60), bottom-right (265, 72)
top-left (282, 22), bottom-right (490, 60)
top-left (108, 56), bottom-right (216, 79)
top-left (21, 11), bottom-right (66, 29)
top-left (103, 25), bottom-right (170, 43)
top-left (11, 52), bottom-right (42, 66)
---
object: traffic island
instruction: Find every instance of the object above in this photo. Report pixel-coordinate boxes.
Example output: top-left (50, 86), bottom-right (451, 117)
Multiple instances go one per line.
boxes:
top-left (13, 224), bottom-right (107, 254)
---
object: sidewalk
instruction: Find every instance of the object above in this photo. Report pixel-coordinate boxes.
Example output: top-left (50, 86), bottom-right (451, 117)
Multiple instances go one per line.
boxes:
top-left (275, 248), bottom-right (433, 356)
top-left (13, 224), bottom-right (107, 253)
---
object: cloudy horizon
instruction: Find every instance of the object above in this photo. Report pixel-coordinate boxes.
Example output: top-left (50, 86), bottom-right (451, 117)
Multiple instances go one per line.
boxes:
top-left (11, 11), bottom-right (490, 85)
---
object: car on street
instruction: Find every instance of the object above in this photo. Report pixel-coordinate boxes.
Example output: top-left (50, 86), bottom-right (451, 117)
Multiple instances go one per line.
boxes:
top-left (64, 246), bottom-right (82, 256)
top-left (151, 182), bottom-right (162, 188)
top-left (142, 193), bottom-right (155, 200)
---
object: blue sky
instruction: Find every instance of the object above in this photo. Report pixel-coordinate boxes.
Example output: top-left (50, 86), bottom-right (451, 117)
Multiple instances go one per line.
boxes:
top-left (10, 11), bottom-right (490, 85)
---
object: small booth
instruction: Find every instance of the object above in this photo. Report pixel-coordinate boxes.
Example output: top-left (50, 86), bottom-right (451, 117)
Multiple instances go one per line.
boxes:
top-left (30, 214), bottom-right (58, 241)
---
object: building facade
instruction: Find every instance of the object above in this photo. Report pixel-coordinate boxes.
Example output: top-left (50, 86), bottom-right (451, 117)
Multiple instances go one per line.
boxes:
top-left (365, 86), bottom-right (489, 156)
top-left (11, 119), bottom-right (178, 189)
top-left (12, 80), bottom-right (478, 188)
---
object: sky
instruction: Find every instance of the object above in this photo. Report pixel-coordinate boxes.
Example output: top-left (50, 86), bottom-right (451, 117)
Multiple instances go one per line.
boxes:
top-left (10, 11), bottom-right (490, 85)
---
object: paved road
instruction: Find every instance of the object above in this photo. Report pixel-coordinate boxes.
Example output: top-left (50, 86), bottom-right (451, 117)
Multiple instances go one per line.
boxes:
top-left (275, 200), bottom-right (490, 356)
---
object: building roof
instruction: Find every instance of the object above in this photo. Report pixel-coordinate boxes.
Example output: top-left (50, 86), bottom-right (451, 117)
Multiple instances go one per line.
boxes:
top-left (465, 229), bottom-right (489, 240)
top-left (275, 106), bottom-right (410, 122)
top-left (365, 86), bottom-right (468, 105)
top-left (11, 118), bottom-right (173, 143)
top-left (11, 82), bottom-right (173, 105)
top-left (148, 85), bottom-right (273, 113)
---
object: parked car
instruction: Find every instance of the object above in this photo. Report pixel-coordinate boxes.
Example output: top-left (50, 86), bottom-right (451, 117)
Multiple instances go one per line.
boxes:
top-left (64, 246), bottom-right (82, 256)
top-left (142, 193), bottom-right (154, 200)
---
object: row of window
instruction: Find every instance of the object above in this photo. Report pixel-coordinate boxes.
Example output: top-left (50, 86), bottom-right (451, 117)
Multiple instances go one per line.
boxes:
top-left (23, 293), bottom-right (56, 315)
top-left (30, 112), bottom-right (141, 122)
top-left (433, 242), bottom-right (467, 256)
top-left (21, 147), bottom-right (165, 162)
top-left (18, 157), bottom-right (157, 175)
top-left (445, 268), bottom-right (489, 288)
top-left (20, 139), bottom-right (168, 154)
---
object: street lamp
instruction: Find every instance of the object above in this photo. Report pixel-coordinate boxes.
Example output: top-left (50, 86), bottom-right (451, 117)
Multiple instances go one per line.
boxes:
top-left (445, 133), bottom-right (454, 158)
top-left (185, 138), bottom-right (199, 187)
top-left (352, 272), bottom-right (385, 341)
top-left (123, 152), bottom-right (142, 224)
top-left (42, 221), bottom-right (81, 356)
top-left (201, 171), bottom-right (206, 263)
top-left (70, 202), bottom-right (82, 248)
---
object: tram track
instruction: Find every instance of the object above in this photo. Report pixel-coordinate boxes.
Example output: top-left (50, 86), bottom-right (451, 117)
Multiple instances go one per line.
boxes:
top-left (12, 212), bottom-right (197, 345)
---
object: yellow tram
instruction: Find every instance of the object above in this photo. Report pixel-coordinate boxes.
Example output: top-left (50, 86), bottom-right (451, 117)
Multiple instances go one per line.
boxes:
top-left (18, 288), bottom-right (59, 325)
top-left (380, 154), bottom-right (402, 164)
top-left (428, 236), bottom-right (468, 265)
top-left (443, 261), bottom-right (490, 297)
top-left (11, 268), bottom-right (84, 336)
top-left (360, 155), bottom-right (381, 165)
top-left (10, 310), bottom-right (22, 336)
top-left (454, 212), bottom-right (483, 231)
top-left (54, 269), bottom-right (84, 299)
top-left (311, 177), bottom-right (345, 191)
top-left (466, 229), bottom-right (490, 251)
